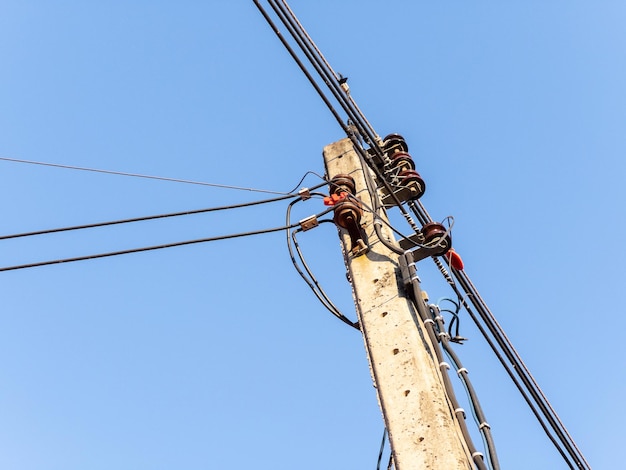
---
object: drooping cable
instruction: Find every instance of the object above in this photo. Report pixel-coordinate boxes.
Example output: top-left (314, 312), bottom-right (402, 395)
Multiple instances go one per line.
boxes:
top-left (285, 197), bottom-right (358, 329)
top-left (438, 298), bottom-right (463, 341)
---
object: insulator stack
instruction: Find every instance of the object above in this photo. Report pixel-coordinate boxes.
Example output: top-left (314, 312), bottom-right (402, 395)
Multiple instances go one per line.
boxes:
top-left (379, 133), bottom-right (426, 206)
top-left (328, 175), bottom-right (369, 257)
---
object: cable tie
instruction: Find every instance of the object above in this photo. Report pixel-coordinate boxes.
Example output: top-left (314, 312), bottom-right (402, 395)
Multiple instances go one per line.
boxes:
top-left (454, 408), bottom-right (466, 419)
top-left (479, 422), bottom-right (491, 430)
top-left (439, 361), bottom-right (450, 370)
top-left (471, 452), bottom-right (484, 460)
top-left (456, 367), bottom-right (468, 377)
top-left (423, 319), bottom-right (435, 326)
top-left (298, 187), bottom-right (311, 200)
top-left (437, 332), bottom-right (449, 339)
top-left (434, 315), bottom-right (444, 322)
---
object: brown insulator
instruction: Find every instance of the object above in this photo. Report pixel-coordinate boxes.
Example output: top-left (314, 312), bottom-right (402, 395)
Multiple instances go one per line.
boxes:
top-left (333, 199), bottom-right (362, 229)
top-left (399, 169), bottom-right (426, 199)
top-left (329, 174), bottom-right (356, 196)
top-left (421, 222), bottom-right (451, 256)
top-left (391, 151), bottom-right (416, 171)
top-left (333, 198), bottom-right (368, 256)
top-left (383, 133), bottom-right (409, 153)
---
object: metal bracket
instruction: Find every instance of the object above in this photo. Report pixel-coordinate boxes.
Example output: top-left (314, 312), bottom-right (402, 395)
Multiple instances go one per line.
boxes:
top-left (298, 187), bottom-right (311, 200)
top-left (299, 215), bottom-right (319, 232)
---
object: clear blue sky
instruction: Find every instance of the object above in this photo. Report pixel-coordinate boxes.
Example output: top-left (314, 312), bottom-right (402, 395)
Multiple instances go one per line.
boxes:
top-left (1, 1), bottom-right (624, 469)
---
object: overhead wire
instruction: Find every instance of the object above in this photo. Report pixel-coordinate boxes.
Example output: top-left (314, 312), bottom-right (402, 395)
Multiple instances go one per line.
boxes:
top-left (432, 253), bottom-right (581, 468)
top-left (406, 184), bottom-right (588, 469)
top-left (430, 303), bottom-right (500, 470)
top-left (277, 0), bottom-right (379, 140)
top-left (255, 2), bottom-right (591, 468)
top-left (0, 181), bottom-right (329, 241)
top-left (0, 217), bottom-right (324, 273)
top-left (0, 155), bottom-right (302, 195)
top-left (254, 0), bottom-right (421, 235)
top-left (402, 255), bottom-right (489, 470)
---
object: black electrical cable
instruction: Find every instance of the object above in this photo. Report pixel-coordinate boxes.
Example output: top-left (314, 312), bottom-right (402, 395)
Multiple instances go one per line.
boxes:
top-left (285, 171), bottom-right (328, 194)
top-left (431, 255), bottom-right (581, 469)
top-left (403, 254), bottom-right (488, 470)
top-left (430, 304), bottom-right (501, 470)
top-left (0, 181), bottom-right (330, 241)
top-left (443, 343), bottom-right (500, 470)
top-left (257, 2), bottom-right (590, 467)
top-left (285, 198), bottom-right (359, 329)
top-left (438, 298), bottom-right (462, 340)
top-left (255, 0), bottom-right (421, 234)
top-left (453, 267), bottom-right (588, 469)
top-left (406, 195), bottom-right (589, 469)
top-left (461, 268), bottom-right (585, 459)
top-left (270, 0), bottom-right (381, 152)
top-left (0, 222), bottom-right (306, 273)
top-left (276, 0), bottom-right (379, 141)
top-left (253, 0), bottom-right (353, 142)
top-left (376, 428), bottom-right (388, 470)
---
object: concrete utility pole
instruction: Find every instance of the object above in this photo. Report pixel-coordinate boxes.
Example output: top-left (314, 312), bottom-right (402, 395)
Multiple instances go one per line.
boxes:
top-left (323, 138), bottom-right (474, 470)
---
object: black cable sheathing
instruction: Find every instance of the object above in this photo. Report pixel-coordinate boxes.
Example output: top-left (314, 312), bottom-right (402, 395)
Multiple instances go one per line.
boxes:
top-left (0, 181), bottom-right (330, 241)
top-left (257, 0), bottom-right (419, 232)
top-left (285, 197), bottom-right (359, 329)
top-left (405, 260), bottom-right (488, 470)
top-left (435, 313), bottom-right (500, 470)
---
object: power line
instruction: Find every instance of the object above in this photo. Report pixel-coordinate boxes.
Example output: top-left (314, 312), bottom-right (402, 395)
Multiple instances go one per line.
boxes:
top-left (0, 155), bottom-right (307, 195)
top-left (0, 183), bottom-right (328, 241)
top-left (0, 223), bottom-right (302, 273)
top-left (257, 1), bottom-right (591, 467)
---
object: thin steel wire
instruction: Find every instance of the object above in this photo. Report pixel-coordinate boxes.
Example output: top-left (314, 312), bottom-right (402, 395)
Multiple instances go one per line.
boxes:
top-left (0, 156), bottom-right (295, 195)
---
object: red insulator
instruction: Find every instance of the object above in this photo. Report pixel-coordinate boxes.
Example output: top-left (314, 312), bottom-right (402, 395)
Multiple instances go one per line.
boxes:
top-left (446, 248), bottom-right (464, 270)
top-left (421, 222), bottom-right (451, 256)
